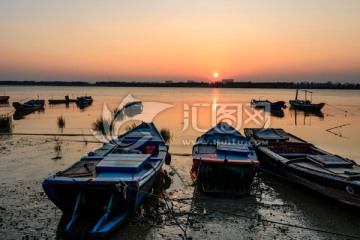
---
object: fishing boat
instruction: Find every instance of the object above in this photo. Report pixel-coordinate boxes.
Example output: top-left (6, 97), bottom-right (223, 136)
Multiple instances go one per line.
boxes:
top-left (244, 128), bottom-right (360, 208)
top-left (191, 122), bottom-right (259, 195)
top-left (76, 96), bottom-right (93, 108)
top-left (12, 99), bottom-right (45, 111)
top-left (43, 122), bottom-right (171, 238)
top-left (123, 101), bottom-right (143, 117)
top-left (0, 96), bottom-right (10, 103)
top-left (289, 87), bottom-right (325, 111)
top-left (251, 99), bottom-right (286, 110)
top-left (49, 95), bottom-right (77, 104)
top-left (123, 101), bottom-right (143, 110)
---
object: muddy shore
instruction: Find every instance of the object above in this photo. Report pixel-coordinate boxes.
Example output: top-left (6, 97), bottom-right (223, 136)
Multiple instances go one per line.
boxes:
top-left (1, 136), bottom-right (359, 240)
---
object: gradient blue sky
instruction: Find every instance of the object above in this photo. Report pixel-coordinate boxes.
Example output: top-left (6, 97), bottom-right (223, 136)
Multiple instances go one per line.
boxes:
top-left (1, 0), bottom-right (360, 82)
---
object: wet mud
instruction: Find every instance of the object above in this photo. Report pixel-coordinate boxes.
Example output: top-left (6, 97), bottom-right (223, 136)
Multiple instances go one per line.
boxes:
top-left (0, 137), bottom-right (359, 240)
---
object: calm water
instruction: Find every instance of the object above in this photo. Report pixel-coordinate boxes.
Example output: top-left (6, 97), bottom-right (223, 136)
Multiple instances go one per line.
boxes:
top-left (1, 85), bottom-right (360, 161)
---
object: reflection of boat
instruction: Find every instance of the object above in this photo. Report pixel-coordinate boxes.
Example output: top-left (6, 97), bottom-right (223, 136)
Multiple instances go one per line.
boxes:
top-left (0, 96), bottom-right (10, 103)
top-left (43, 122), bottom-right (171, 238)
top-left (244, 128), bottom-right (360, 208)
top-left (123, 101), bottom-right (143, 117)
top-left (270, 109), bottom-right (284, 118)
top-left (13, 109), bottom-right (44, 120)
top-left (191, 122), bottom-right (259, 195)
top-left (49, 95), bottom-right (76, 104)
top-left (291, 108), bottom-right (324, 126)
top-left (251, 99), bottom-right (286, 110)
top-left (289, 87), bottom-right (325, 111)
top-left (12, 99), bottom-right (45, 111)
top-left (76, 96), bottom-right (93, 108)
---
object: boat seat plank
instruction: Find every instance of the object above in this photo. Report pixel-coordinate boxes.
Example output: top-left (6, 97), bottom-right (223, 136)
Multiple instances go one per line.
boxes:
top-left (254, 129), bottom-right (289, 141)
top-left (307, 154), bottom-right (353, 167)
top-left (96, 154), bottom-right (151, 173)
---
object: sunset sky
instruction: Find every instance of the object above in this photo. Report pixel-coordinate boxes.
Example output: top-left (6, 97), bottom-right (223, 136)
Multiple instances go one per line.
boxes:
top-left (1, 0), bottom-right (360, 83)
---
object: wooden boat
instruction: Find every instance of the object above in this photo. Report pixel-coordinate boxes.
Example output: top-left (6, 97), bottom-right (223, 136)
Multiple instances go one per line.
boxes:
top-left (123, 101), bottom-right (143, 109)
top-left (289, 87), bottom-right (325, 111)
top-left (244, 128), bottom-right (360, 208)
top-left (12, 99), bottom-right (45, 111)
top-left (0, 96), bottom-right (10, 103)
top-left (191, 122), bottom-right (259, 195)
top-left (49, 95), bottom-right (77, 104)
top-left (251, 99), bottom-right (286, 110)
top-left (76, 96), bottom-right (93, 108)
top-left (123, 101), bottom-right (143, 117)
top-left (43, 122), bottom-right (171, 238)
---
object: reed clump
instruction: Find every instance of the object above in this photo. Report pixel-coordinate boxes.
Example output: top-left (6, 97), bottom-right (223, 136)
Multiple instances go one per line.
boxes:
top-left (92, 116), bottom-right (109, 134)
top-left (57, 115), bottom-right (65, 129)
top-left (125, 122), bottom-right (139, 132)
top-left (0, 114), bottom-right (13, 131)
top-left (160, 128), bottom-right (172, 144)
top-left (52, 136), bottom-right (63, 160)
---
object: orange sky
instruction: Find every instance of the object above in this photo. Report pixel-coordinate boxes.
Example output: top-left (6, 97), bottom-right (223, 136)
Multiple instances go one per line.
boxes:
top-left (1, 1), bottom-right (360, 82)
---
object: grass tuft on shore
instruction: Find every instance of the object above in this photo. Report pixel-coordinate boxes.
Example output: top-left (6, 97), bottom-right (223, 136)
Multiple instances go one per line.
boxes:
top-left (57, 115), bottom-right (65, 129)
top-left (0, 114), bottom-right (13, 131)
top-left (160, 128), bottom-right (172, 144)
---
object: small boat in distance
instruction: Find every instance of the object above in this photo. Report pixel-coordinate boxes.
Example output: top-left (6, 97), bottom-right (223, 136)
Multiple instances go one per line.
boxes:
top-left (123, 101), bottom-right (143, 109)
top-left (0, 96), bottom-right (10, 103)
top-left (43, 122), bottom-right (171, 238)
top-left (123, 101), bottom-right (143, 117)
top-left (251, 99), bottom-right (286, 110)
top-left (244, 128), bottom-right (360, 208)
top-left (49, 95), bottom-right (77, 104)
top-left (76, 96), bottom-right (93, 108)
top-left (289, 87), bottom-right (325, 111)
top-left (191, 122), bottom-right (259, 195)
top-left (12, 99), bottom-right (45, 111)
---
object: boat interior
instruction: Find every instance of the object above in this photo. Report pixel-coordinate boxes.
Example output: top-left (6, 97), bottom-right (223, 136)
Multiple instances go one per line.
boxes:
top-left (57, 142), bottom-right (164, 178)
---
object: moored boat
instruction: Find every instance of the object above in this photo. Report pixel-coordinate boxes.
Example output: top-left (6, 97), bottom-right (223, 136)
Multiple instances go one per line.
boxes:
top-left (12, 99), bottom-right (45, 111)
top-left (76, 96), bottom-right (93, 108)
top-left (49, 95), bottom-right (77, 104)
top-left (244, 128), bottom-right (360, 208)
top-left (191, 122), bottom-right (259, 195)
top-left (123, 101), bottom-right (143, 117)
top-left (289, 87), bottom-right (325, 111)
top-left (0, 96), bottom-right (10, 103)
top-left (42, 122), bottom-right (171, 238)
top-left (251, 99), bottom-right (286, 110)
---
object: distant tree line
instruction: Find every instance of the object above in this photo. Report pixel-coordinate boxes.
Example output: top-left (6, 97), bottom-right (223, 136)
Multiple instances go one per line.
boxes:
top-left (0, 80), bottom-right (359, 89)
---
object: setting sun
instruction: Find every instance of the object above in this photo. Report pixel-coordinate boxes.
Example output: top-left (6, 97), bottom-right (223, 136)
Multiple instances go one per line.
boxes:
top-left (213, 72), bottom-right (219, 78)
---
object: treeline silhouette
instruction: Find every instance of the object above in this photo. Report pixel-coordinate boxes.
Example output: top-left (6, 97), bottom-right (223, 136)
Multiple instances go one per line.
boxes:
top-left (0, 80), bottom-right (359, 89)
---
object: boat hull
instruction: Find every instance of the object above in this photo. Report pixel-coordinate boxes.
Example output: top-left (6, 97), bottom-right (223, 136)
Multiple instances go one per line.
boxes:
top-left (12, 101), bottom-right (44, 111)
top-left (256, 147), bottom-right (360, 207)
top-left (289, 101), bottom-right (325, 111)
top-left (42, 122), bottom-right (168, 238)
top-left (0, 96), bottom-right (10, 103)
top-left (193, 158), bottom-right (258, 195)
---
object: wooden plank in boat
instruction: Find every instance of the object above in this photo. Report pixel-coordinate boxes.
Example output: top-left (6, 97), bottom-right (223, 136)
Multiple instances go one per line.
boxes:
top-left (254, 128), bottom-right (289, 141)
top-left (96, 154), bottom-right (151, 173)
top-left (307, 155), bottom-right (353, 167)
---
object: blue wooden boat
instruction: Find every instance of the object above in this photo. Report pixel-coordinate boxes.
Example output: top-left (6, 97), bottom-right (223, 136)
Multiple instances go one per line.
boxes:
top-left (191, 122), bottom-right (259, 195)
top-left (43, 122), bottom-right (171, 238)
top-left (12, 99), bottom-right (45, 111)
